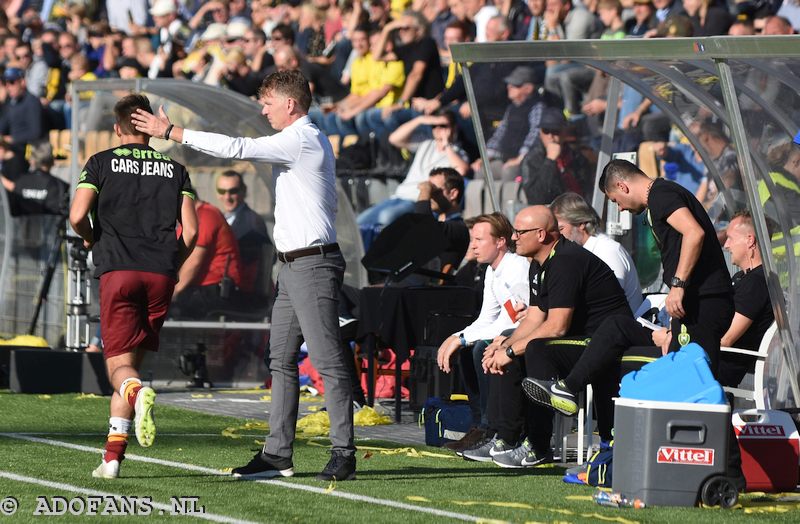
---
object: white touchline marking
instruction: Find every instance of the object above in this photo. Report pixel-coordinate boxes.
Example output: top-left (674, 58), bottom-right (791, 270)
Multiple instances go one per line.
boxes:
top-left (0, 470), bottom-right (261, 524)
top-left (0, 433), bottom-right (487, 522)
top-left (6, 433), bottom-right (246, 437)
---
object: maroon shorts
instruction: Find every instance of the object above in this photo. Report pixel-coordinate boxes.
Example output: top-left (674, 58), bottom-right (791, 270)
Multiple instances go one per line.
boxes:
top-left (100, 270), bottom-right (176, 358)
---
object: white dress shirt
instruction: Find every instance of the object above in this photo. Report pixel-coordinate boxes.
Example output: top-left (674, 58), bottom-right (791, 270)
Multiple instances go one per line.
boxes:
top-left (455, 251), bottom-right (531, 344)
top-left (182, 116), bottom-right (337, 252)
top-left (583, 234), bottom-right (643, 313)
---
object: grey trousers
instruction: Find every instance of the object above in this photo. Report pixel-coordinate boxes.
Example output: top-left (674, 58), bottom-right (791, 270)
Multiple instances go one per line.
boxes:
top-left (264, 250), bottom-right (355, 458)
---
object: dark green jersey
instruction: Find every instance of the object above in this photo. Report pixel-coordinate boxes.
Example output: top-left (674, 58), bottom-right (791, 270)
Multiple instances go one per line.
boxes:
top-left (78, 143), bottom-right (195, 278)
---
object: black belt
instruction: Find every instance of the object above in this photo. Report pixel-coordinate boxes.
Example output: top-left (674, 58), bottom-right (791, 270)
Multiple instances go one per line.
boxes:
top-left (277, 243), bottom-right (339, 263)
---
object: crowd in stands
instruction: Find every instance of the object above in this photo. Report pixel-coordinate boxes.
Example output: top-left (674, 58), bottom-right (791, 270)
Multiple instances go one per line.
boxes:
top-left (0, 0), bottom-right (795, 186)
top-left (0, 1), bottom-right (795, 484)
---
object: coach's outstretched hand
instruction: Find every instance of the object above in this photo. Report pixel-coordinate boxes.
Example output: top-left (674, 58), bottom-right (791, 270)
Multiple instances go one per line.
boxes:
top-left (132, 105), bottom-right (171, 139)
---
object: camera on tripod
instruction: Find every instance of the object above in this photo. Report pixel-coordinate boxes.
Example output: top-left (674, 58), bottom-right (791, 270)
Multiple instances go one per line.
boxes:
top-left (179, 343), bottom-right (213, 389)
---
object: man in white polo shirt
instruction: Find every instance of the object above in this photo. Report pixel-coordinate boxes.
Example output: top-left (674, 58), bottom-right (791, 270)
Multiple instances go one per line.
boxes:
top-left (550, 192), bottom-right (642, 313)
top-left (132, 70), bottom-right (356, 482)
top-left (436, 212), bottom-right (530, 452)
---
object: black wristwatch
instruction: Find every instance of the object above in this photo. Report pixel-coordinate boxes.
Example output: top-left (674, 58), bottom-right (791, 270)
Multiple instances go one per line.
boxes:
top-left (505, 346), bottom-right (515, 359)
top-left (670, 276), bottom-right (688, 289)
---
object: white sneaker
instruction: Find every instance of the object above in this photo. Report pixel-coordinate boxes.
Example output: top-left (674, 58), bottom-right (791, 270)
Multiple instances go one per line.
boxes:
top-left (92, 460), bottom-right (120, 479)
top-left (134, 386), bottom-right (157, 447)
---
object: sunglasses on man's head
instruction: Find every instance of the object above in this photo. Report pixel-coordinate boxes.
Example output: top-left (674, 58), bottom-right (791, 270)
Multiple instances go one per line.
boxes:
top-left (216, 187), bottom-right (242, 195)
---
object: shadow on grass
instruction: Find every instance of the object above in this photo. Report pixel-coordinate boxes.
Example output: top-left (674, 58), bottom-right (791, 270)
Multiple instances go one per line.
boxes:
top-left (353, 465), bottom-right (565, 480)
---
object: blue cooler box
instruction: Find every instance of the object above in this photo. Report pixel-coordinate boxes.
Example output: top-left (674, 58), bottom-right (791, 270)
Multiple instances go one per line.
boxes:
top-left (613, 398), bottom-right (731, 507)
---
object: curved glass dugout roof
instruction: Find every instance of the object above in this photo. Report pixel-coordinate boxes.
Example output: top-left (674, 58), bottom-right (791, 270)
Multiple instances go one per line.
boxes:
top-left (452, 35), bottom-right (800, 409)
top-left (69, 79), bottom-right (365, 290)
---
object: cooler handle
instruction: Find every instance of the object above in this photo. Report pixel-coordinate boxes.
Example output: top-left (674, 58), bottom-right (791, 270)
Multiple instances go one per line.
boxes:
top-left (667, 420), bottom-right (707, 444)
top-left (733, 409), bottom-right (767, 424)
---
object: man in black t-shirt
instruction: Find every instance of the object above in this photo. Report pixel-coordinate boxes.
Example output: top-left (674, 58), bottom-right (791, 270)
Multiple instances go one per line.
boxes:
top-left (1, 142), bottom-right (68, 216)
top-left (69, 94), bottom-right (197, 481)
top-left (601, 159), bottom-right (734, 364)
top-left (461, 205), bottom-right (630, 467)
top-left (717, 211), bottom-right (773, 386)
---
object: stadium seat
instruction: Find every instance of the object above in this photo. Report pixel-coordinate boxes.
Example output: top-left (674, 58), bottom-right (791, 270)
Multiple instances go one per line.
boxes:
top-left (721, 321), bottom-right (777, 410)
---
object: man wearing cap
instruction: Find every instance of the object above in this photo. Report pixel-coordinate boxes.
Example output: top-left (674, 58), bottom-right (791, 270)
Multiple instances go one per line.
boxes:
top-left (0, 67), bottom-right (44, 157)
top-left (519, 106), bottom-right (594, 204)
top-left (473, 65), bottom-right (550, 182)
top-left (150, 0), bottom-right (187, 61)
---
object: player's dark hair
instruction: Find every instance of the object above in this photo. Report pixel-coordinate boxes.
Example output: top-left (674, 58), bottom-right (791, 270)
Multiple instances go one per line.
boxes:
top-left (599, 159), bottom-right (645, 192)
top-left (114, 93), bottom-right (153, 136)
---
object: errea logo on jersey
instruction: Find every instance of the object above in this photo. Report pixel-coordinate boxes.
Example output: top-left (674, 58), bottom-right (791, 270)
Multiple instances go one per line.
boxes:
top-left (656, 446), bottom-right (715, 466)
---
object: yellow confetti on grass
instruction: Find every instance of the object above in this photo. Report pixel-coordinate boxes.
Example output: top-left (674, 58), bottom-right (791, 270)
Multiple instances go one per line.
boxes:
top-left (407, 496), bottom-right (431, 503)
top-left (415, 497), bottom-right (641, 523)
top-left (579, 513), bottom-right (639, 524)
top-left (74, 393), bottom-right (100, 400)
top-left (296, 411), bottom-right (331, 438)
top-left (217, 388), bottom-right (269, 394)
top-left (221, 421), bottom-right (269, 439)
top-left (37, 395), bottom-right (51, 400)
top-left (353, 406), bottom-right (392, 426)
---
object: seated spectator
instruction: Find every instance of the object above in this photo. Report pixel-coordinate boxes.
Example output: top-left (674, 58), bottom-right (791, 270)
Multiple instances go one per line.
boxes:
top-left (369, 10), bottom-right (444, 162)
top-left (357, 110), bottom-right (468, 247)
top-left (541, 0), bottom-right (603, 118)
top-left (0, 138), bottom-right (28, 183)
top-left (1, 142), bottom-right (68, 216)
top-left (625, 0), bottom-right (657, 37)
top-left (596, 0), bottom-right (626, 40)
top-left (0, 67), bottom-right (46, 158)
top-left (464, 0), bottom-right (500, 42)
top-left (550, 192), bottom-right (642, 312)
top-left (17, 42), bottom-right (48, 99)
top-left (436, 212), bottom-right (530, 451)
top-left (272, 45), bottom-right (348, 108)
top-left (412, 17), bottom-right (513, 156)
top-left (693, 120), bottom-right (744, 217)
top-left (314, 25), bottom-right (404, 139)
top-left (65, 53), bottom-right (98, 129)
top-left (643, 119), bottom-right (706, 196)
top-left (242, 28), bottom-right (274, 77)
top-left (756, 140), bottom-right (800, 226)
top-left (473, 65), bottom-right (550, 182)
top-left (682, 0), bottom-right (732, 36)
top-left (171, 199), bottom-right (242, 319)
top-left (222, 48), bottom-right (262, 98)
top-left (413, 167), bottom-right (470, 273)
top-left (215, 170), bottom-right (272, 298)
top-left (728, 20), bottom-right (756, 36)
top-left (520, 107), bottom-right (594, 204)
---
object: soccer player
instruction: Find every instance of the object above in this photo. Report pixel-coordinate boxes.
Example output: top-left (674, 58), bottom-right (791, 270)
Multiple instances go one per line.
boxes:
top-left (69, 94), bottom-right (197, 479)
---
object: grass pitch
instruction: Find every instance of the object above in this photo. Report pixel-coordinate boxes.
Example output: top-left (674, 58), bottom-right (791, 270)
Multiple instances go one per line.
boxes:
top-left (1, 391), bottom-right (799, 523)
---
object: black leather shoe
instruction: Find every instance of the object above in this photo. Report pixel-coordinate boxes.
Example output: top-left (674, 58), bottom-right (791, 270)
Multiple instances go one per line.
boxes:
top-left (231, 451), bottom-right (294, 479)
top-left (316, 451), bottom-right (356, 481)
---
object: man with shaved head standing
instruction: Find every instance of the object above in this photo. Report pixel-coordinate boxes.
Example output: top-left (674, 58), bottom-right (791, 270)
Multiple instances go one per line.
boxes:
top-left (461, 205), bottom-right (630, 467)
